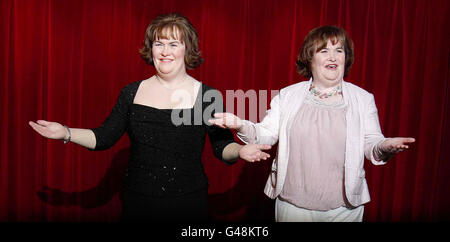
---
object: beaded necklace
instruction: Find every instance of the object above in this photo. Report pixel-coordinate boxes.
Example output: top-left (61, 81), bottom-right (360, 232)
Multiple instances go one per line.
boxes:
top-left (309, 83), bottom-right (343, 99)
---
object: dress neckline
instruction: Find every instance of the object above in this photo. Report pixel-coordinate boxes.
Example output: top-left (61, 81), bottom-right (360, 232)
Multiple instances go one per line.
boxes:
top-left (132, 80), bottom-right (203, 111)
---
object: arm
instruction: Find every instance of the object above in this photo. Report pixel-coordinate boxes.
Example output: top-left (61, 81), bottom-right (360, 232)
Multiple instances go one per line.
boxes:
top-left (29, 84), bottom-right (132, 150)
top-left (209, 93), bottom-right (281, 145)
top-left (363, 94), bottom-right (415, 164)
top-left (222, 142), bottom-right (271, 162)
top-left (29, 120), bottom-right (96, 149)
top-left (89, 87), bottom-right (129, 150)
top-left (206, 88), bottom-right (272, 164)
top-left (363, 94), bottom-right (388, 164)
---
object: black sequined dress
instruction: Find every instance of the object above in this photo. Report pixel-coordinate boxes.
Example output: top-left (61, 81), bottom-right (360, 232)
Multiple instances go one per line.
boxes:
top-left (90, 80), bottom-right (235, 221)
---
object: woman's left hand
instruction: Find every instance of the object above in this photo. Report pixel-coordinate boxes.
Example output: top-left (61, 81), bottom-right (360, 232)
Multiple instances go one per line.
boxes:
top-left (379, 137), bottom-right (416, 154)
top-left (239, 144), bottom-right (272, 162)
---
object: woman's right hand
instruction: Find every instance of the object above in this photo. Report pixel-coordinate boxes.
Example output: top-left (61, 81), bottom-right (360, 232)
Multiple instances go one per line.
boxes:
top-left (208, 113), bottom-right (243, 130)
top-left (29, 120), bottom-right (68, 140)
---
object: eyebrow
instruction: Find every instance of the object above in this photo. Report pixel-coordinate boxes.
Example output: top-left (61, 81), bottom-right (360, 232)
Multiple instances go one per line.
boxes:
top-left (154, 40), bottom-right (181, 44)
top-left (321, 46), bottom-right (344, 50)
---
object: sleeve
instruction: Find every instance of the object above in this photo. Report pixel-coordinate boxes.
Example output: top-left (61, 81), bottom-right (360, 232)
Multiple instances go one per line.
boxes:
top-left (89, 85), bottom-right (131, 151)
top-left (236, 93), bottom-right (281, 145)
top-left (363, 94), bottom-right (387, 165)
top-left (204, 88), bottom-right (236, 162)
top-left (207, 124), bottom-right (236, 162)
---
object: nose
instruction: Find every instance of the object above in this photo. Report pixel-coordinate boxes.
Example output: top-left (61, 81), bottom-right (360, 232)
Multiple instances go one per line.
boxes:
top-left (328, 52), bottom-right (336, 61)
top-left (161, 45), bottom-right (170, 56)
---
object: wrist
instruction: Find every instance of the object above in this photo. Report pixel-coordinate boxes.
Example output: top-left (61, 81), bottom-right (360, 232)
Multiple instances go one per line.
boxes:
top-left (236, 121), bottom-right (246, 133)
top-left (63, 125), bottom-right (71, 144)
top-left (379, 138), bottom-right (392, 153)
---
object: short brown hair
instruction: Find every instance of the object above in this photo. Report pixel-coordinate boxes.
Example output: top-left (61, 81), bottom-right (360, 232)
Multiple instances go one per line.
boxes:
top-left (139, 12), bottom-right (204, 69)
top-left (296, 26), bottom-right (354, 78)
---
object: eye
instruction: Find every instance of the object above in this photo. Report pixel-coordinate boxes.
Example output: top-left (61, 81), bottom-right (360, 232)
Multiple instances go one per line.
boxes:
top-left (319, 49), bottom-right (328, 53)
top-left (153, 42), bottom-right (163, 47)
top-left (337, 49), bottom-right (344, 53)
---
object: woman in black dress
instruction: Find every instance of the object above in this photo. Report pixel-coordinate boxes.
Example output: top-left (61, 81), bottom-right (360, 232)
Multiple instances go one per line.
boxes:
top-left (29, 12), bottom-right (270, 222)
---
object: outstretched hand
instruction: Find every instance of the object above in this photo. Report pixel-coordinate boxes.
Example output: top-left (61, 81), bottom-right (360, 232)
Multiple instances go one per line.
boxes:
top-left (380, 137), bottom-right (415, 154)
top-left (29, 120), bottom-right (68, 140)
top-left (208, 113), bottom-right (243, 130)
top-left (239, 144), bottom-right (272, 162)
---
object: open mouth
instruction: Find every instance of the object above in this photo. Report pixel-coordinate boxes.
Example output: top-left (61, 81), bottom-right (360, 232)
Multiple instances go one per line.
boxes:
top-left (325, 64), bottom-right (338, 69)
top-left (160, 58), bottom-right (174, 62)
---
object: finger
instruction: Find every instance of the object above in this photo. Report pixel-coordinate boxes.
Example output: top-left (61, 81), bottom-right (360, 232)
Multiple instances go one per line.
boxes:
top-left (30, 123), bottom-right (45, 134)
top-left (256, 151), bottom-right (270, 159)
top-left (257, 144), bottom-right (272, 150)
top-left (208, 119), bottom-right (219, 125)
top-left (404, 137), bottom-right (415, 143)
top-left (208, 119), bottom-right (225, 128)
top-left (37, 120), bottom-right (50, 126)
top-left (29, 121), bottom-right (38, 128)
top-left (213, 113), bottom-right (226, 118)
top-left (395, 137), bottom-right (415, 144)
top-left (30, 121), bottom-right (45, 129)
top-left (393, 148), bottom-right (405, 153)
top-left (30, 124), bottom-right (52, 138)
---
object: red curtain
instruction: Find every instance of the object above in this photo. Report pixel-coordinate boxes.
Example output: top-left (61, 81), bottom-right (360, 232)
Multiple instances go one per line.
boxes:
top-left (1, 0), bottom-right (449, 222)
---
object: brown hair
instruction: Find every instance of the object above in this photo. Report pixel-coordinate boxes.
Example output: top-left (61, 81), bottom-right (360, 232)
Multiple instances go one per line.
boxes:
top-left (139, 12), bottom-right (203, 69)
top-left (296, 26), bottom-right (354, 78)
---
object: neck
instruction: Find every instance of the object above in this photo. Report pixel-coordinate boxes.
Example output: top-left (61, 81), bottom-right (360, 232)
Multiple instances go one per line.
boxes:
top-left (157, 70), bottom-right (187, 82)
top-left (311, 78), bottom-right (342, 91)
top-left (156, 72), bottom-right (189, 89)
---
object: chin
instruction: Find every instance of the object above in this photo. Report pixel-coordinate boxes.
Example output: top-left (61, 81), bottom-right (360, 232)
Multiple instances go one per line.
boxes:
top-left (324, 77), bottom-right (341, 82)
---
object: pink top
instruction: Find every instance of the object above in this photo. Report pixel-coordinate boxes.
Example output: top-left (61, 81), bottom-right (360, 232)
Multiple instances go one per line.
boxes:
top-left (280, 94), bottom-right (348, 211)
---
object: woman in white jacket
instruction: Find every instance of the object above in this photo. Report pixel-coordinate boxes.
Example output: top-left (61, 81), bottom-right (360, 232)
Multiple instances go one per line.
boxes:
top-left (209, 26), bottom-right (415, 222)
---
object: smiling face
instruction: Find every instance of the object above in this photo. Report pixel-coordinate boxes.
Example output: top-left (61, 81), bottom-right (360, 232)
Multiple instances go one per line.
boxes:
top-left (151, 28), bottom-right (186, 79)
top-left (310, 39), bottom-right (345, 87)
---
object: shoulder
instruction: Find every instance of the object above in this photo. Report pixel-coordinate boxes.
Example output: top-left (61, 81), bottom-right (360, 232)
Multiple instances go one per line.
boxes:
top-left (278, 80), bottom-right (310, 101)
top-left (121, 80), bottom-right (143, 94)
top-left (343, 81), bottom-right (374, 99)
top-left (115, 80), bottom-right (143, 104)
top-left (200, 82), bottom-right (220, 93)
top-left (199, 82), bottom-right (224, 99)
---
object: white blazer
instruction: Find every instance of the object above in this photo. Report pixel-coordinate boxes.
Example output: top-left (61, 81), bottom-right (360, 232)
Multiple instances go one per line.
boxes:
top-left (237, 79), bottom-right (387, 207)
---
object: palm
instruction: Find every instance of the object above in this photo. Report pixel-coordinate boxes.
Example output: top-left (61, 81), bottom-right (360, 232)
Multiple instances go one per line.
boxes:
top-left (239, 144), bottom-right (272, 162)
top-left (29, 120), bottom-right (66, 140)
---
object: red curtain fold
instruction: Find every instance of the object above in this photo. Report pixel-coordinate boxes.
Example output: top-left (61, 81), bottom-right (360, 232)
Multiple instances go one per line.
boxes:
top-left (0, 0), bottom-right (449, 221)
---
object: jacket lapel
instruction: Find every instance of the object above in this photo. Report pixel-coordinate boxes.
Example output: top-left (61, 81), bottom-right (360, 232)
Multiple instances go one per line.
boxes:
top-left (343, 81), bottom-right (361, 169)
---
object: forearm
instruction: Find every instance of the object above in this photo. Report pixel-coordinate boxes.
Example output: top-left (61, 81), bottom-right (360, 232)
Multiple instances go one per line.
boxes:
top-left (222, 142), bottom-right (242, 162)
top-left (65, 128), bottom-right (96, 149)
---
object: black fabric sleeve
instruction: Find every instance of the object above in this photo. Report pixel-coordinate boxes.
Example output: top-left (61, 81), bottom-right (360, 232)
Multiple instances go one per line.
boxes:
top-left (203, 85), bottom-right (236, 163)
top-left (90, 83), bottom-right (136, 151)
